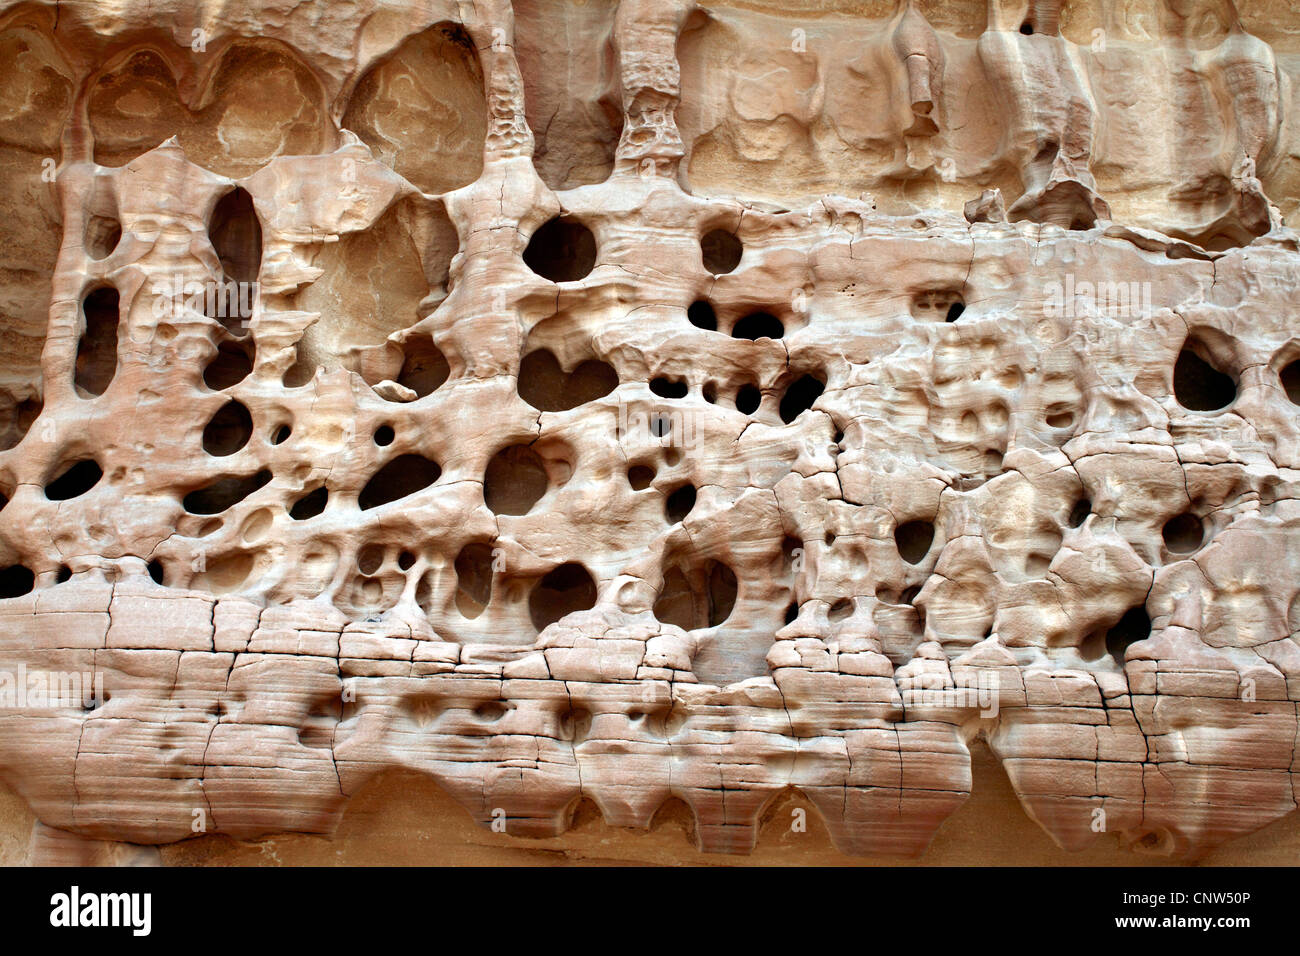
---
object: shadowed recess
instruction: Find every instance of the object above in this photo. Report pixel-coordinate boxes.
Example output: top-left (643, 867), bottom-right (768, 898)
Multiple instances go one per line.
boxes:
top-left (183, 469), bottom-right (271, 514)
top-left (454, 542), bottom-right (494, 618)
top-left (202, 400), bottom-right (253, 456)
top-left (203, 341), bottom-right (255, 390)
top-left (523, 217), bottom-right (597, 282)
top-left (45, 460), bottom-right (103, 501)
top-left (517, 348), bottom-right (617, 411)
top-left (1174, 345), bottom-right (1235, 411)
top-left (779, 373), bottom-right (825, 423)
top-left (529, 562), bottom-right (597, 631)
top-left (359, 455), bottom-right (441, 510)
top-left (701, 228), bottom-right (742, 274)
top-left (653, 560), bottom-right (737, 630)
top-left (74, 287), bottom-right (120, 397)
top-left (484, 444), bottom-right (549, 516)
top-left (895, 519), bottom-right (935, 565)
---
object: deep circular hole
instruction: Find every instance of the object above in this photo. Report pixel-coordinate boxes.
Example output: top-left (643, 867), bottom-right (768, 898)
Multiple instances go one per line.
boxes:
top-left (735, 384), bottom-right (762, 415)
top-left (1161, 512), bottom-right (1203, 554)
top-left (0, 564), bottom-right (34, 598)
top-left (627, 465), bottom-right (655, 490)
top-left (397, 550), bottom-right (416, 571)
top-left (650, 377), bottom-right (688, 399)
top-left (665, 484), bottom-right (697, 523)
top-left (731, 312), bottom-right (784, 341)
top-left (945, 302), bottom-right (965, 322)
top-left (702, 382), bottom-right (717, 403)
top-left (700, 228), bottom-right (743, 275)
top-left (1105, 606), bottom-right (1150, 666)
top-left (1069, 498), bottom-right (1091, 528)
top-left (1020, 21), bottom-right (1034, 34)
top-left (202, 400), bottom-right (253, 456)
top-left (55, 565), bottom-right (71, 584)
top-left (522, 217), bottom-right (596, 282)
top-left (687, 301), bottom-right (718, 332)
top-left (45, 460), bottom-right (102, 501)
top-left (357, 544), bottom-right (384, 575)
top-left (147, 559), bottom-right (165, 585)
top-left (374, 425), bottom-right (395, 446)
top-left (1280, 360), bottom-right (1300, 405)
top-left (270, 424), bottom-right (291, 445)
top-left (895, 519), bottom-right (935, 565)
top-left (1174, 345), bottom-right (1236, 411)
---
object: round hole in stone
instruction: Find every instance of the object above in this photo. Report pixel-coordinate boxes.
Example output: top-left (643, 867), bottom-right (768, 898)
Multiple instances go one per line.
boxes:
top-left (529, 562), bottom-right (597, 631)
top-left (779, 373), bottom-right (825, 424)
top-left (895, 519), bottom-right (935, 565)
top-left (357, 544), bottom-right (384, 575)
top-left (1020, 21), bottom-right (1034, 34)
top-left (946, 302), bottom-right (965, 322)
top-left (1069, 498), bottom-right (1091, 528)
top-left (147, 559), bottom-right (165, 585)
top-left (1105, 605), bottom-right (1150, 666)
top-left (270, 424), bottom-right (291, 445)
top-left (688, 301), bottom-right (717, 331)
top-left (732, 311), bottom-right (784, 341)
top-left (202, 400), bottom-right (253, 456)
top-left (359, 455), bottom-right (441, 511)
top-left (702, 382), bottom-right (717, 403)
top-left (85, 215), bottom-right (122, 261)
top-left (735, 384), bottom-right (762, 415)
top-left (700, 228), bottom-right (742, 274)
top-left (650, 377), bottom-right (688, 399)
top-left (1280, 359), bottom-right (1300, 405)
top-left (523, 216), bottom-right (596, 282)
top-left (289, 486), bottom-right (327, 520)
top-left (0, 564), bottom-right (34, 598)
top-left (1174, 345), bottom-right (1236, 411)
top-left (627, 465), bottom-right (655, 490)
top-left (45, 460), bottom-right (102, 501)
top-left (55, 566), bottom-right (71, 584)
top-left (374, 425), bottom-right (395, 447)
top-left (1161, 512), bottom-right (1203, 553)
top-left (398, 550), bottom-right (416, 571)
top-left (665, 484), bottom-right (697, 523)
top-left (484, 444), bottom-right (549, 516)
top-left (203, 342), bottom-right (254, 390)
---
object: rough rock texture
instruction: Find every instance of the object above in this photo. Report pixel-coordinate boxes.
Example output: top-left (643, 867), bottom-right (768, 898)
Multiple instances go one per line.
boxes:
top-left (3, 0), bottom-right (1300, 863)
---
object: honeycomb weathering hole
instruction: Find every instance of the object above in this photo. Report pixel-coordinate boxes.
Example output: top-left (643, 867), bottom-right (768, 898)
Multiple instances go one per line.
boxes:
top-left (523, 217), bottom-right (597, 282)
top-left (484, 444), bottom-right (549, 516)
top-left (731, 311), bottom-right (784, 341)
top-left (779, 373), bottom-right (826, 423)
top-left (1173, 344), bottom-right (1235, 411)
top-left (529, 562), bottom-right (597, 631)
top-left (517, 349), bottom-right (617, 411)
top-left (1162, 512), bottom-right (1204, 553)
top-left (202, 400), bottom-right (253, 456)
top-left (74, 287), bottom-right (120, 397)
top-left (653, 560), bottom-right (737, 630)
top-left (183, 469), bottom-right (272, 515)
top-left (45, 460), bottom-right (103, 501)
top-left (454, 542), bottom-right (494, 618)
top-left (0, 565), bottom-right (34, 599)
top-left (358, 454), bottom-right (441, 510)
top-left (895, 519), bottom-right (935, 564)
top-left (700, 228), bottom-right (742, 274)
top-left (203, 342), bottom-right (255, 390)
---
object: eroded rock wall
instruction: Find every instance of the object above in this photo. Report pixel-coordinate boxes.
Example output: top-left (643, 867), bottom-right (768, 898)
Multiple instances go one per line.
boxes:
top-left (1, 0), bottom-right (1300, 862)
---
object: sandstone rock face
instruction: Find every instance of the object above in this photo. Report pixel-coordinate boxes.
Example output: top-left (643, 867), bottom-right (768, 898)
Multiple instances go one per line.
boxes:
top-left (1, 0), bottom-right (1300, 863)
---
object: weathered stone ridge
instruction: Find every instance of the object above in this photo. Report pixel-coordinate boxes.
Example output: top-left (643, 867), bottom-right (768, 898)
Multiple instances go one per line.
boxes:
top-left (0, 0), bottom-right (1299, 862)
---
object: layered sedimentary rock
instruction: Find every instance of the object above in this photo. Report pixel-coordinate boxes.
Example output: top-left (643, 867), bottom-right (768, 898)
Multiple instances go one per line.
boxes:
top-left (2, 0), bottom-right (1300, 863)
